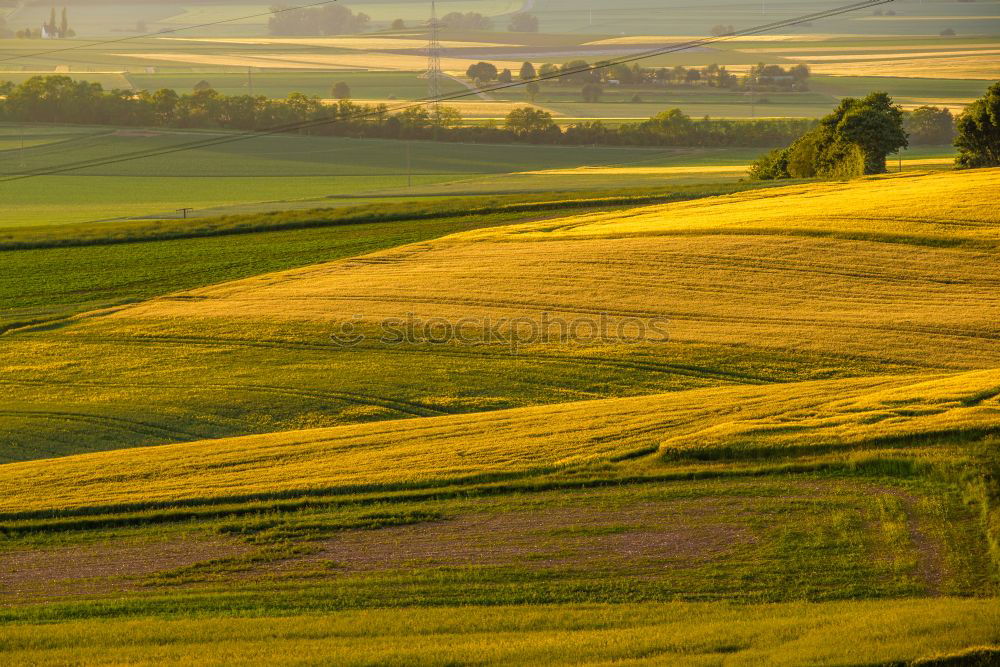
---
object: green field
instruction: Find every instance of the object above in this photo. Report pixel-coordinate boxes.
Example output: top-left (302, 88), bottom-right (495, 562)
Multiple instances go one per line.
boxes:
top-left (0, 125), bottom-right (805, 225)
top-left (126, 70), bottom-right (467, 99)
top-left (0, 121), bottom-right (960, 226)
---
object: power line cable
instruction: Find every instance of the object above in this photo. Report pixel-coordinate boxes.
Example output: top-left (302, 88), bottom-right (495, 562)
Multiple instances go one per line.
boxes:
top-left (0, 0), bottom-right (895, 183)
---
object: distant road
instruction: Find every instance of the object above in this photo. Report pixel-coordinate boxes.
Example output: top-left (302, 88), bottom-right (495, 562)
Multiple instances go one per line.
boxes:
top-left (445, 74), bottom-right (493, 100)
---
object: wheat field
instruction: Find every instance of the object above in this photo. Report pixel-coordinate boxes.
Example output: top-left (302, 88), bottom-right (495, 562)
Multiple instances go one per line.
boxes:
top-left (1, 367), bottom-right (997, 514)
top-left (4, 599), bottom-right (1000, 666)
top-left (809, 55), bottom-right (1000, 79)
top-left (103, 170), bottom-right (1000, 369)
top-left (5, 170), bottom-right (1000, 461)
top-left (127, 51), bottom-right (532, 74)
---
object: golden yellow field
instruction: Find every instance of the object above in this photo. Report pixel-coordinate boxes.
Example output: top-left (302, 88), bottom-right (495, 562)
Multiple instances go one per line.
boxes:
top-left (899, 101), bottom-right (975, 113)
top-left (520, 159), bottom-right (953, 175)
top-left (338, 99), bottom-right (563, 117)
top-left (115, 53), bottom-right (368, 71)
top-left (2, 154), bottom-right (1000, 661)
top-left (2, 366), bottom-right (997, 514)
top-left (809, 55), bottom-right (1000, 79)
top-left (584, 34), bottom-right (841, 45)
top-left (126, 52), bottom-right (532, 74)
top-left (5, 599), bottom-right (1000, 665)
top-left (468, 169), bottom-right (1000, 239)
top-left (739, 43), bottom-right (996, 54)
top-left (163, 37), bottom-right (509, 50)
top-left (784, 49), bottom-right (1000, 62)
top-left (99, 170), bottom-right (1000, 369)
top-left (3, 168), bottom-right (1000, 516)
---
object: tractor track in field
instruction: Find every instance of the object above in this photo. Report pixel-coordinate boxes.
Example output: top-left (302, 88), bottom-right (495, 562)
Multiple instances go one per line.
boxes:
top-left (0, 409), bottom-right (204, 441)
top-left (0, 380), bottom-right (447, 419)
top-left (30, 332), bottom-right (776, 384)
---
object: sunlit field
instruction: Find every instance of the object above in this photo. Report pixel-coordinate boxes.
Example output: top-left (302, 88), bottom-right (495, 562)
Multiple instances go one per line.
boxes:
top-left (3, 162), bottom-right (999, 667)
top-left (3, 600), bottom-right (1000, 665)
top-left (2, 0), bottom-right (999, 662)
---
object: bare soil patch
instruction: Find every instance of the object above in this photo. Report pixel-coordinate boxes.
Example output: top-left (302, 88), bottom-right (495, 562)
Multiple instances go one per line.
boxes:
top-left (0, 536), bottom-right (249, 601)
top-left (288, 500), bottom-right (754, 574)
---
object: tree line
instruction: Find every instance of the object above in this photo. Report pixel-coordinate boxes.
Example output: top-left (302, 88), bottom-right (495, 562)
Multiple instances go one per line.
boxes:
top-left (266, 7), bottom-right (539, 35)
top-left (268, 4), bottom-right (370, 36)
top-left (0, 76), bottom-right (819, 148)
top-left (749, 82), bottom-right (1000, 178)
top-left (469, 60), bottom-right (809, 93)
top-left (0, 76), bottom-right (979, 153)
top-left (386, 13), bottom-right (538, 32)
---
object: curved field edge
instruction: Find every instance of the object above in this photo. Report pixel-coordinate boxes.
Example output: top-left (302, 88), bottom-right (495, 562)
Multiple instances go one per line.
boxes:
top-left (4, 189), bottom-right (730, 334)
top-left (4, 168), bottom-right (999, 462)
top-left (2, 368), bottom-right (999, 515)
top-left (0, 182), bottom-right (780, 251)
top-left (448, 170), bottom-right (1000, 245)
top-left (1, 599), bottom-right (998, 666)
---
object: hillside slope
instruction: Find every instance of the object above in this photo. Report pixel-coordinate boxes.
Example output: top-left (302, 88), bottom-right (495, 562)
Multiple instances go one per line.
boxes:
top-left (111, 171), bottom-right (1000, 371)
top-left (3, 170), bottom-right (999, 662)
top-left (2, 367), bottom-right (999, 515)
top-left (2, 170), bottom-right (999, 461)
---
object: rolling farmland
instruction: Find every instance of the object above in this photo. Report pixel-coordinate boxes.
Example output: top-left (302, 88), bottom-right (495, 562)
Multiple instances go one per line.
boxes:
top-left (5, 169), bottom-right (998, 459)
top-left (1, 169), bottom-right (999, 662)
top-left (2, 0), bottom-right (999, 662)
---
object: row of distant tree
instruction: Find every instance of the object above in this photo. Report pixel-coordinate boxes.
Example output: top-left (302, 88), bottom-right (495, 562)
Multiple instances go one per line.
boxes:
top-left (0, 76), bottom-right (976, 154)
top-left (0, 75), bottom-right (817, 148)
top-left (268, 4), bottom-right (371, 36)
top-left (267, 6), bottom-right (539, 36)
top-left (465, 60), bottom-right (810, 94)
top-left (389, 13), bottom-right (538, 32)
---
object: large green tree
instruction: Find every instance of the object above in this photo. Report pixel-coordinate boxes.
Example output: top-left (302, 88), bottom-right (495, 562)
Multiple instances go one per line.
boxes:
top-left (466, 62), bottom-right (498, 84)
top-left (833, 92), bottom-right (907, 174)
top-left (504, 107), bottom-right (555, 137)
top-left (750, 92), bottom-right (907, 179)
top-left (955, 81), bottom-right (1000, 168)
top-left (332, 81), bottom-right (351, 100)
